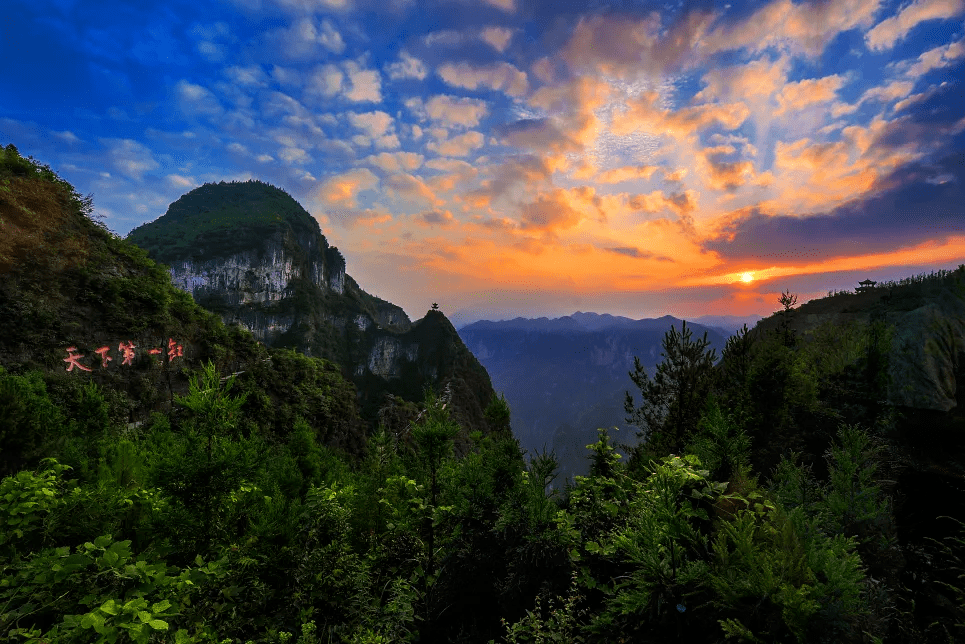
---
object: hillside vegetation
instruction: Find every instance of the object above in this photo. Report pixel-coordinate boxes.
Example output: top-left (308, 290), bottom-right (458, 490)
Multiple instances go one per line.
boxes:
top-left (1, 144), bottom-right (963, 643)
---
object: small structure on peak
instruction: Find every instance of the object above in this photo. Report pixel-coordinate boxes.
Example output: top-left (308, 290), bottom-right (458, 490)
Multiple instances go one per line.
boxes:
top-left (856, 279), bottom-right (877, 293)
top-left (431, 302), bottom-right (439, 310)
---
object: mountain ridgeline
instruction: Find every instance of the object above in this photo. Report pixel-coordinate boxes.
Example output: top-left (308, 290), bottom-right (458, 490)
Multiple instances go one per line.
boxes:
top-left (458, 313), bottom-right (731, 483)
top-left (125, 180), bottom-right (495, 441)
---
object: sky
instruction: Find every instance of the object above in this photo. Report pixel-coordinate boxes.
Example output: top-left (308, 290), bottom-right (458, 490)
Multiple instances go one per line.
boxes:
top-left (2, 0), bottom-right (964, 324)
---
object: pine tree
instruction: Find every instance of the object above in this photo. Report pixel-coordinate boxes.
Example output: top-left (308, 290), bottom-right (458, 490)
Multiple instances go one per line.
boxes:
top-left (625, 321), bottom-right (718, 457)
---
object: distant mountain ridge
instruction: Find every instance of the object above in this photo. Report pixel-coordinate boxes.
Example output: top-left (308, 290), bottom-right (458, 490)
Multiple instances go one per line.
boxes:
top-left (457, 311), bottom-right (762, 337)
top-left (459, 313), bottom-right (730, 484)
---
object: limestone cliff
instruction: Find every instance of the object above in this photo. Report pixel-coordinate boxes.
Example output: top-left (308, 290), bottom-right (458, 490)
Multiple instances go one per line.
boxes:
top-left (125, 180), bottom-right (495, 439)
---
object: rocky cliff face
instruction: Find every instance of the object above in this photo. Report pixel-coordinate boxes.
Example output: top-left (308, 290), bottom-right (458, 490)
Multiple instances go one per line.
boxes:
top-left (168, 227), bottom-right (345, 310)
top-left (125, 181), bottom-right (495, 439)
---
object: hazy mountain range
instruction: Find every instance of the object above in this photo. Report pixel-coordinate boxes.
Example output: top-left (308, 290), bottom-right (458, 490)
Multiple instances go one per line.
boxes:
top-left (458, 312), bottom-right (733, 485)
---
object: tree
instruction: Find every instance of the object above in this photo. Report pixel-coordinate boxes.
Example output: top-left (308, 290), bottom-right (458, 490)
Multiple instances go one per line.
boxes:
top-left (625, 321), bottom-right (718, 458)
top-left (778, 290), bottom-right (798, 347)
top-left (165, 360), bottom-right (251, 551)
top-left (410, 385), bottom-right (460, 635)
top-left (484, 393), bottom-right (512, 436)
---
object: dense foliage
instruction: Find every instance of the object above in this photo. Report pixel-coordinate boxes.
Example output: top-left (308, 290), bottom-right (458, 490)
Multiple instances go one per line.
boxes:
top-left (3, 302), bottom-right (963, 642)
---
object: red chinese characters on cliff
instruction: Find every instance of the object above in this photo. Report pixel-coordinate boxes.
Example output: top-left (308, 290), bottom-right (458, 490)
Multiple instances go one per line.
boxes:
top-left (62, 338), bottom-right (184, 373)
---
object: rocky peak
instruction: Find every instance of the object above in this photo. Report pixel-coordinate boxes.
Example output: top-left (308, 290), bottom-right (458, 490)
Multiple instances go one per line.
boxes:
top-left (126, 181), bottom-right (495, 437)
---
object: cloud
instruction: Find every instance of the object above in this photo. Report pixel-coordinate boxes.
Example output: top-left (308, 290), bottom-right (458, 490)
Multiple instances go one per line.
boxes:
top-left (270, 17), bottom-right (345, 59)
top-left (605, 246), bottom-right (673, 261)
top-left (704, 0), bottom-right (883, 58)
top-left (385, 173), bottom-right (443, 207)
top-left (481, 0), bottom-right (514, 10)
top-left (596, 164), bottom-right (660, 184)
top-left (775, 74), bottom-right (847, 115)
top-left (363, 151), bottom-right (424, 173)
top-left (52, 130), bottom-right (81, 144)
top-left (480, 26), bottom-right (514, 52)
top-left (343, 61), bottom-right (382, 102)
top-left (238, 0), bottom-right (351, 13)
top-left (700, 149), bottom-right (757, 190)
top-left (437, 61), bottom-right (528, 96)
top-left (348, 110), bottom-right (393, 137)
top-left (705, 152), bottom-right (965, 261)
top-left (612, 91), bottom-right (750, 139)
top-left (859, 79), bottom-right (915, 105)
top-left (271, 65), bottom-right (302, 87)
top-left (694, 55), bottom-right (790, 103)
top-left (519, 187), bottom-right (602, 232)
top-left (174, 80), bottom-right (223, 117)
top-left (897, 37), bottom-right (965, 78)
top-left (865, 0), bottom-right (965, 52)
top-left (386, 51), bottom-right (428, 80)
top-left (166, 174), bottom-right (196, 189)
top-left (417, 209), bottom-right (456, 227)
top-left (424, 94), bottom-right (488, 128)
top-left (426, 130), bottom-right (485, 157)
top-left (224, 65), bottom-right (268, 86)
top-left (316, 168), bottom-right (379, 207)
top-left (307, 64), bottom-right (344, 97)
top-left (627, 190), bottom-right (697, 217)
top-left (496, 117), bottom-right (581, 155)
top-left (562, 11), bottom-right (715, 79)
top-left (279, 146), bottom-right (311, 165)
top-left (103, 138), bottom-right (160, 180)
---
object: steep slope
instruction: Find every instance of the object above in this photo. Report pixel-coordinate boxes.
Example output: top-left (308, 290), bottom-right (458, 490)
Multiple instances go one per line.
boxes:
top-left (125, 180), bottom-right (496, 441)
top-left (459, 313), bottom-right (728, 482)
top-left (750, 270), bottom-right (965, 419)
top-left (0, 144), bottom-right (367, 469)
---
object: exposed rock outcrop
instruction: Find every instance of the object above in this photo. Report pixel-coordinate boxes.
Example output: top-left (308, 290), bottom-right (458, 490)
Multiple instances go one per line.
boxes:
top-left (125, 180), bottom-right (495, 439)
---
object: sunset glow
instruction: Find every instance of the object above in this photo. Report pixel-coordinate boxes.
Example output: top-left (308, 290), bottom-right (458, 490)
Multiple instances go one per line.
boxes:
top-left (2, 0), bottom-right (963, 324)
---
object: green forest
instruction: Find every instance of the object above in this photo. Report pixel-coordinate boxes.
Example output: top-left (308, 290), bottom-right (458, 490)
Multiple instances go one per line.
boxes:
top-left (1, 144), bottom-right (964, 643)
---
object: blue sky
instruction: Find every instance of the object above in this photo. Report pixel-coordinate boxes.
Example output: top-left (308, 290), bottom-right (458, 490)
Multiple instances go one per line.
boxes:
top-left (3, 0), bottom-right (964, 322)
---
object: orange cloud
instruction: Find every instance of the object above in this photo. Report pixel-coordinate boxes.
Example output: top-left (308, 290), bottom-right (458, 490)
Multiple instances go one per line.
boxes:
top-left (627, 189), bottom-right (697, 218)
top-left (316, 168), bottom-right (378, 207)
top-left (596, 164), bottom-right (660, 184)
top-left (775, 74), bottom-right (847, 115)
top-left (561, 11), bottom-right (715, 78)
top-left (385, 172), bottom-right (443, 208)
top-left (518, 186), bottom-right (603, 232)
top-left (363, 151), bottom-right (424, 174)
top-left (416, 209), bottom-right (457, 227)
top-left (694, 55), bottom-right (790, 102)
top-left (612, 90), bottom-right (750, 139)
top-left (698, 147), bottom-right (758, 191)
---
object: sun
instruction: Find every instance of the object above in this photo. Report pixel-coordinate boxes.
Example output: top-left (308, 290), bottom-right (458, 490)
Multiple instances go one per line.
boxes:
top-left (740, 272), bottom-right (754, 283)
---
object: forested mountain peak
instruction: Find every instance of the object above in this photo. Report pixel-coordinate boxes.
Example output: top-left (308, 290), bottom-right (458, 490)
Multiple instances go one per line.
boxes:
top-left (126, 180), bottom-right (329, 268)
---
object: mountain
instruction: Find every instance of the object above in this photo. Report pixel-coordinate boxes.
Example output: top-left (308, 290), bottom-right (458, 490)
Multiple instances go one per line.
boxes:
top-left (749, 273), bottom-right (965, 422)
top-left (125, 180), bottom-right (495, 440)
top-left (459, 312), bottom-right (729, 484)
top-left (690, 314), bottom-right (764, 336)
top-left (0, 146), bottom-right (374, 469)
